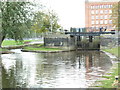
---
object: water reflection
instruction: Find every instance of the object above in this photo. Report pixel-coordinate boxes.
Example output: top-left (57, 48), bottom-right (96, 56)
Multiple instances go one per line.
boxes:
top-left (0, 50), bottom-right (112, 88)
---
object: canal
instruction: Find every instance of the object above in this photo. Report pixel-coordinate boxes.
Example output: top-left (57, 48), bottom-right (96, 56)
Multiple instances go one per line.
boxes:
top-left (0, 49), bottom-right (112, 88)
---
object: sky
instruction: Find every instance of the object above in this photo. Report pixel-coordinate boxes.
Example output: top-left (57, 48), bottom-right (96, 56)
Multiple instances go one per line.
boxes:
top-left (33, 0), bottom-right (118, 29)
top-left (38, 0), bottom-right (85, 29)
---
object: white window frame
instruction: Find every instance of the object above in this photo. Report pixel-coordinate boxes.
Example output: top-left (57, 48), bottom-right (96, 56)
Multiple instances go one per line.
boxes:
top-left (105, 20), bottom-right (108, 24)
top-left (109, 20), bottom-right (112, 24)
top-left (104, 15), bottom-right (107, 19)
top-left (96, 16), bottom-right (99, 19)
top-left (100, 10), bottom-right (103, 14)
top-left (100, 20), bottom-right (103, 24)
top-left (100, 15), bottom-right (103, 19)
top-left (91, 10), bottom-right (94, 14)
top-left (91, 21), bottom-right (95, 24)
top-left (91, 16), bottom-right (94, 20)
top-left (96, 21), bottom-right (99, 24)
top-left (96, 10), bottom-right (99, 14)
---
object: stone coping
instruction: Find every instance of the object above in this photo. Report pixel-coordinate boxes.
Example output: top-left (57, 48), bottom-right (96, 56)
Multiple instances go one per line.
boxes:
top-left (0, 51), bottom-right (15, 54)
top-left (21, 49), bottom-right (70, 53)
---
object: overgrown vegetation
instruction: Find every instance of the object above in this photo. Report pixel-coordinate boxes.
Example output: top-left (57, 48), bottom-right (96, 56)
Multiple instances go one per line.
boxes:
top-left (111, 2), bottom-right (120, 31)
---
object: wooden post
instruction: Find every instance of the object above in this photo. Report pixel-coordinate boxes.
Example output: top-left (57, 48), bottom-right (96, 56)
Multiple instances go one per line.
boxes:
top-left (89, 36), bottom-right (93, 42)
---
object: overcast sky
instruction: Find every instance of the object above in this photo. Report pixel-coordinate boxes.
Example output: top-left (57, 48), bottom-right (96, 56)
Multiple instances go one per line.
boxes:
top-left (33, 0), bottom-right (119, 29)
top-left (37, 0), bottom-right (85, 29)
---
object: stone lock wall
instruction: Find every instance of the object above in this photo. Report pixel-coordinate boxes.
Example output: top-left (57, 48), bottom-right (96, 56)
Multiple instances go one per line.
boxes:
top-left (100, 33), bottom-right (119, 49)
top-left (44, 34), bottom-right (101, 50)
top-left (44, 34), bottom-right (76, 50)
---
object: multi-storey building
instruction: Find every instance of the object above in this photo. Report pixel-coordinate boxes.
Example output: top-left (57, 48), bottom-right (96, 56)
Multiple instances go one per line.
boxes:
top-left (85, 0), bottom-right (119, 32)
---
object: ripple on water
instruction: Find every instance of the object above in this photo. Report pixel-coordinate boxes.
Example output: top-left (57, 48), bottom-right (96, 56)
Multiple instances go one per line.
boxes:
top-left (1, 51), bottom-right (113, 88)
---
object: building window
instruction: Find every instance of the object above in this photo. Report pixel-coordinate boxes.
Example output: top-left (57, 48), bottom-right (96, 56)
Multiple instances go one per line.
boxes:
top-left (102, 5), bottom-right (104, 8)
top-left (100, 20), bottom-right (103, 24)
top-left (96, 21), bottom-right (99, 24)
top-left (104, 15), bottom-right (108, 19)
top-left (100, 5), bottom-right (102, 8)
top-left (96, 16), bottom-right (99, 19)
top-left (92, 21), bottom-right (94, 24)
top-left (91, 6), bottom-right (92, 9)
top-left (109, 20), bottom-right (112, 24)
top-left (109, 10), bottom-right (112, 13)
top-left (96, 10), bottom-right (99, 14)
top-left (100, 15), bottom-right (103, 19)
top-left (105, 20), bottom-right (108, 24)
top-left (109, 15), bottom-right (112, 19)
top-left (91, 26), bottom-right (95, 29)
top-left (104, 5), bottom-right (108, 8)
top-left (91, 16), bottom-right (94, 19)
top-left (103, 5), bottom-right (106, 8)
top-left (109, 25), bottom-right (113, 29)
top-left (100, 10), bottom-right (103, 14)
top-left (110, 5), bottom-right (113, 8)
top-left (97, 5), bottom-right (99, 9)
top-left (96, 26), bottom-right (99, 30)
top-left (106, 5), bottom-right (109, 8)
top-left (96, 5), bottom-right (99, 9)
top-left (104, 10), bottom-right (109, 14)
top-left (94, 6), bottom-right (96, 9)
top-left (91, 10), bottom-right (94, 14)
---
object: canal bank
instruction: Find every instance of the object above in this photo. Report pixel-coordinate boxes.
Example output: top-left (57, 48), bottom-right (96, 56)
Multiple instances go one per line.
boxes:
top-left (0, 36), bottom-right (119, 88)
top-left (0, 40), bottom-right (43, 54)
top-left (90, 46), bottom-right (120, 88)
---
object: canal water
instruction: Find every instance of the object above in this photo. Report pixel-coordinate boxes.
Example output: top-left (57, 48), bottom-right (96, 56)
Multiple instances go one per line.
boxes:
top-left (0, 49), bottom-right (112, 88)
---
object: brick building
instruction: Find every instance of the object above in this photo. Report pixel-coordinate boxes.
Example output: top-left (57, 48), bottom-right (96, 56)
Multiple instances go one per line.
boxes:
top-left (85, 0), bottom-right (119, 32)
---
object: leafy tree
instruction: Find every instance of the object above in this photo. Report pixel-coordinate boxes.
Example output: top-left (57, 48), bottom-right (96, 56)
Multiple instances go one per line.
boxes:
top-left (111, 2), bottom-right (120, 31)
top-left (0, 2), bottom-right (33, 47)
top-left (32, 10), bottom-right (61, 34)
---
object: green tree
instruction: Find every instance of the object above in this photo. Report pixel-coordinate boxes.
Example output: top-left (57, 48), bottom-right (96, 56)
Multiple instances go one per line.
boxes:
top-left (32, 10), bottom-right (61, 34)
top-left (0, 2), bottom-right (33, 47)
top-left (111, 2), bottom-right (120, 31)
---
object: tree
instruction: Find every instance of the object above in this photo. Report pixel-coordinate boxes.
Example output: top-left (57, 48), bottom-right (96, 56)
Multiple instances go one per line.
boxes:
top-left (0, 1), bottom-right (33, 47)
top-left (32, 10), bottom-right (61, 34)
top-left (111, 2), bottom-right (120, 31)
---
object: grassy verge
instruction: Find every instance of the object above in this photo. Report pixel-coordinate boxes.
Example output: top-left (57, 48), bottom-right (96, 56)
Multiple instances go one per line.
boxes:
top-left (23, 46), bottom-right (62, 51)
top-left (95, 63), bottom-right (119, 88)
top-left (94, 46), bottom-right (119, 88)
top-left (2, 40), bottom-right (40, 46)
top-left (0, 48), bottom-right (8, 51)
top-left (103, 46), bottom-right (120, 57)
top-left (0, 48), bottom-right (13, 54)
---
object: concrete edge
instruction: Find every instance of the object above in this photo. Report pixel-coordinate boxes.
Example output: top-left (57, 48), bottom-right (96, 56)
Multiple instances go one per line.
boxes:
top-left (21, 49), bottom-right (71, 53)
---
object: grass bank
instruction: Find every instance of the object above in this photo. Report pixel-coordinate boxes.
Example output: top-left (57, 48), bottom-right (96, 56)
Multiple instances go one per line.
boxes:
top-left (2, 40), bottom-right (40, 46)
top-left (103, 46), bottom-right (120, 57)
top-left (0, 48), bottom-right (14, 54)
top-left (93, 46), bottom-right (119, 88)
top-left (0, 48), bottom-right (8, 51)
top-left (94, 63), bottom-right (120, 88)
